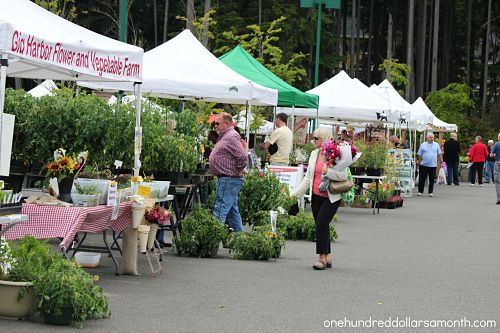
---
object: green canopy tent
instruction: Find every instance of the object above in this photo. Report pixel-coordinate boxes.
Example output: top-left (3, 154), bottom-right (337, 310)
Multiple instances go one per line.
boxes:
top-left (219, 46), bottom-right (319, 139)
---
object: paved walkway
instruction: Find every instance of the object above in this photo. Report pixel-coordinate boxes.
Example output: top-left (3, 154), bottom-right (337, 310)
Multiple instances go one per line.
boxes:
top-left (2, 183), bottom-right (499, 332)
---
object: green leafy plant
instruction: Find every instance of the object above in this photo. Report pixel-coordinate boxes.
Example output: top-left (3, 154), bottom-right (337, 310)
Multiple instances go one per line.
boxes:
top-left (238, 169), bottom-right (292, 225)
top-left (172, 206), bottom-right (227, 258)
top-left (228, 226), bottom-right (285, 260)
top-left (277, 210), bottom-right (337, 242)
top-left (362, 141), bottom-right (388, 169)
top-left (2, 236), bottom-right (56, 283)
top-left (34, 258), bottom-right (110, 326)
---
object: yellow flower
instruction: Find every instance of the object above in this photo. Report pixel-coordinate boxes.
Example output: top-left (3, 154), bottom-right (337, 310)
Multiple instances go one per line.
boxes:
top-left (131, 176), bottom-right (143, 183)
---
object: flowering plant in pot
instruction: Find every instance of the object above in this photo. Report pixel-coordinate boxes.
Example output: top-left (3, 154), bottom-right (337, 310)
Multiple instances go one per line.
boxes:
top-left (44, 149), bottom-right (88, 202)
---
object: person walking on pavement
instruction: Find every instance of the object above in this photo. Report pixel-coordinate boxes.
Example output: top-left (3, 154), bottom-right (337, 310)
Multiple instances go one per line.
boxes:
top-left (417, 133), bottom-right (443, 197)
top-left (443, 133), bottom-right (461, 186)
top-left (290, 128), bottom-right (348, 270)
top-left (263, 113), bottom-right (293, 166)
top-left (468, 136), bottom-right (489, 186)
top-left (489, 133), bottom-right (500, 204)
top-left (209, 112), bottom-right (248, 232)
top-left (485, 140), bottom-right (495, 183)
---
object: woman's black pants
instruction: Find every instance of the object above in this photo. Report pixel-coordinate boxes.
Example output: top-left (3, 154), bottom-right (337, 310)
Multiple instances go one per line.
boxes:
top-left (470, 162), bottom-right (484, 185)
top-left (311, 194), bottom-right (341, 254)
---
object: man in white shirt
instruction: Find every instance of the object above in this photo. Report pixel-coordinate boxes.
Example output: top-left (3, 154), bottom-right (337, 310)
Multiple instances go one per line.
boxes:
top-left (264, 113), bottom-right (293, 166)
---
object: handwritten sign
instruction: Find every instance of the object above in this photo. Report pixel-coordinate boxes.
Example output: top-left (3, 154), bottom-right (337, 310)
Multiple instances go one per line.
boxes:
top-left (268, 165), bottom-right (304, 193)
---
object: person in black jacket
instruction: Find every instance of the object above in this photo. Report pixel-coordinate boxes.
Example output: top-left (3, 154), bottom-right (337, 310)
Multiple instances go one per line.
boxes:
top-left (443, 133), bottom-right (461, 185)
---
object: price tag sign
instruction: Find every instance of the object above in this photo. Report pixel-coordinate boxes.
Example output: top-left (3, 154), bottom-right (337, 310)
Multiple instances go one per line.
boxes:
top-left (137, 184), bottom-right (151, 198)
top-left (107, 181), bottom-right (118, 207)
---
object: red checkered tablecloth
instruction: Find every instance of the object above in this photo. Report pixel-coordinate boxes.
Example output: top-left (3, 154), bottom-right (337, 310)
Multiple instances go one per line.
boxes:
top-left (4, 202), bottom-right (132, 251)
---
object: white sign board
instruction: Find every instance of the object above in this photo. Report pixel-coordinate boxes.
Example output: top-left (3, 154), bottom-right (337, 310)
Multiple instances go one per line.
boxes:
top-left (0, 113), bottom-right (15, 176)
top-left (268, 165), bottom-right (304, 193)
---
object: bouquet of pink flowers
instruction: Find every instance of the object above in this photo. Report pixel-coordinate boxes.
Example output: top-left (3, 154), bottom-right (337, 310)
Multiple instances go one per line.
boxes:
top-left (319, 140), bottom-right (359, 193)
top-left (144, 206), bottom-right (171, 225)
top-left (320, 140), bottom-right (342, 167)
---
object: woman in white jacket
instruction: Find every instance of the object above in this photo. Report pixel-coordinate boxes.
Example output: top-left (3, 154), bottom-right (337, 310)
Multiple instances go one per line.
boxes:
top-left (291, 128), bottom-right (348, 270)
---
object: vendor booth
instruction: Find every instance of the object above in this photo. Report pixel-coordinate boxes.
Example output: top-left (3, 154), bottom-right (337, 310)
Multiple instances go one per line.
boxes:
top-left (0, 0), bottom-right (144, 177)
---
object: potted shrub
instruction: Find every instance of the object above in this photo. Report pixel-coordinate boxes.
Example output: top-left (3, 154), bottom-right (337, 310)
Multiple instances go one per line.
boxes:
top-left (35, 258), bottom-right (110, 327)
top-left (350, 140), bottom-right (367, 175)
top-left (364, 141), bottom-right (388, 176)
top-left (238, 169), bottom-right (292, 226)
top-left (227, 225), bottom-right (286, 260)
top-left (0, 237), bottom-right (56, 319)
top-left (172, 205), bottom-right (227, 257)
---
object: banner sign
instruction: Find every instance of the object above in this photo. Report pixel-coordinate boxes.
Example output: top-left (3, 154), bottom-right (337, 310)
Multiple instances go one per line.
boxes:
top-left (293, 117), bottom-right (308, 143)
top-left (268, 165), bottom-right (304, 193)
top-left (7, 30), bottom-right (142, 81)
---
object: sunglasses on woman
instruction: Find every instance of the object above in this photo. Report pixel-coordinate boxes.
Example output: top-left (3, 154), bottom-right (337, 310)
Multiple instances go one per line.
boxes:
top-left (312, 137), bottom-right (320, 141)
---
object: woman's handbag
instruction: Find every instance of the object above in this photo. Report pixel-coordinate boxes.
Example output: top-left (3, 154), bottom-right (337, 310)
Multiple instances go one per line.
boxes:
top-left (328, 179), bottom-right (354, 194)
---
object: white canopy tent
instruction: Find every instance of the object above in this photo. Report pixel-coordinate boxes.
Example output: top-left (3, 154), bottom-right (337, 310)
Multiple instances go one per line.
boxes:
top-left (28, 79), bottom-right (57, 97)
top-left (371, 80), bottom-right (432, 131)
top-left (278, 70), bottom-right (388, 122)
top-left (412, 97), bottom-right (458, 132)
top-left (78, 29), bottom-right (278, 143)
top-left (235, 110), bottom-right (274, 136)
top-left (0, 0), bottom-right (144, 176)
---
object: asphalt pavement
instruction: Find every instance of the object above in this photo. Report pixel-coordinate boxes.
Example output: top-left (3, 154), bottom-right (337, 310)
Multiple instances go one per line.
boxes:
top-left (1, 181), bottom-right (499, 333)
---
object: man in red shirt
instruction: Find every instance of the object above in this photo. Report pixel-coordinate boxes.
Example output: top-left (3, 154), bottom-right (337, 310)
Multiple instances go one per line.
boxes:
top-left (209, 112), bottom-right (248, 231)
top-left (468, 136), bottom-right (489, 186)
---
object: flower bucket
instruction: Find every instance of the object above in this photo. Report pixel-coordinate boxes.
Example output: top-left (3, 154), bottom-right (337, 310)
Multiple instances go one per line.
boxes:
top-left (137, 225), bottom-right (150, 253)
top-left (58, 177), bottom-right (74, 203)
top-left (131, 202), bottom-right (146, 228)
top-left (147, 223), bottom-right (159, 250)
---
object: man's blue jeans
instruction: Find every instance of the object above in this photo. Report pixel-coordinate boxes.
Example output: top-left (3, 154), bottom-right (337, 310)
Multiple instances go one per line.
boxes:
top-left (213, 176), bottom-right (244, 232)
top-left (485, 160), bottom-right (495, 182)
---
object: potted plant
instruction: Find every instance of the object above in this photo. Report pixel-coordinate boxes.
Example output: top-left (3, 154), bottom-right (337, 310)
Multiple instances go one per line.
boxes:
top-left (35, 258), bottom-right (110, 327)
top-left (364, 141), bottom-right (388, 176)
top-left (238, 169), bottom-right (292, 226)
top-left (350, 141), bottom-right (367, 175)
top-left (0, 236), bottom-right (56, 319)
top-left (172, 205), bottom-right (227, 258)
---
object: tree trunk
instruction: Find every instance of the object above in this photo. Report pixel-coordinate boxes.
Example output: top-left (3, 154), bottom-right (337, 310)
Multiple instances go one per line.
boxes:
top-left (431, 0), bottom-right (440, 92)
top-left (186, 0), bottom-right (194, 31)
top-left (153, 0), bottom-right (158, 46)
top-left (440, 0), bottom-right (452, 88)
top-left (482, 0), bottom-right (492, 114)
top-left (202, 0), bottom-right (211, 47)
top-left (356, 0), bottom-right (361, 77)
top-left (405, 0), bottom-right (415, 101)
top-left (366, 0), bottom-right (374, 84)
top-left (466, 0), bottom-right (472, 88)
top-left (425, 0), bottom-right (434, 94)
top-left (416, 0), bottom-right (427, 98)
top-left (258, 0), bottom-right (263, 59)
top-left (350, 0), bottom-right (356, 77)
top-left (163, 0), bottom-right (169, 42)
top-left (342, 0), bottom-right (347, 70)
top-left (387, 12), bottom-right (393, 76)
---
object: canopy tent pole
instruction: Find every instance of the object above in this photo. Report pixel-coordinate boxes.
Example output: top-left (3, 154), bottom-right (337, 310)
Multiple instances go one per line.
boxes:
top-left (133, 83), bottom-right (142, 178)
top-left (292, 105), bottom-right (295, 150)
top-left (0, 54), bottom-right (8, 176)
top-left (246, 103), bottom-right (252, 148)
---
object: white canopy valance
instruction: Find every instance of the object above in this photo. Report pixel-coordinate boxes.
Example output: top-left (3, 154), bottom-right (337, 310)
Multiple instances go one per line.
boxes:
top-left (79, 30), bottom-right (278, 106)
